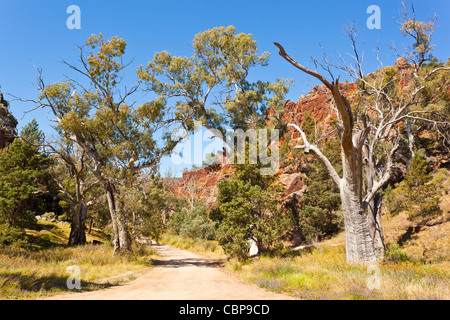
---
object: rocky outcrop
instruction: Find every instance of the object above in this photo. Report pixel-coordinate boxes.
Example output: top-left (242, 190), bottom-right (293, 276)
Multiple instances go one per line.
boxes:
top-left (170, 82), bottom-right (351, 207)
top-left (281, 82), bottom-right (359, 140)
top-left (173, 163), bottom-right (234, 210)
top-left (0, 91), bottom-right (17, 149)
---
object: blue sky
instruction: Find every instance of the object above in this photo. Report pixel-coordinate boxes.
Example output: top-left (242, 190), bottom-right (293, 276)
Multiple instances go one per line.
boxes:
top-left (0, 0), bottom-right (449, 176)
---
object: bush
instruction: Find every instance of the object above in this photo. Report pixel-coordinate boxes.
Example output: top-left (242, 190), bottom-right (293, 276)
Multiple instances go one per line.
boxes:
top-left (179, 205), bottom-right (216, 240)
top-left (384, 243), bottom-right (411, 262)
top-left (296, 138), bottom-right (343, 243)
top-left (384, 152), bottom-right (442, 220)
top-left (169, 204), bottom-right (216, 240)
top-left (212, 164), bottom-right (293, 259)
top-left (0, 133), bottom-right (52, 229)
top-left (383, 184), bottom-right (407, 215)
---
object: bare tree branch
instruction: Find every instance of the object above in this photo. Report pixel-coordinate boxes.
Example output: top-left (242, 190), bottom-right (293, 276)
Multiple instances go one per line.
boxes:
top-left (288, 123), bottom-right (342, 188)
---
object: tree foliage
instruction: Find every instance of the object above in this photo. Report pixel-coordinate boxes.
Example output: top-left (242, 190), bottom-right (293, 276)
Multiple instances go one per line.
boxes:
top-left (384, 151), bottom-right (442, 219)
top-left (212, 164), bottom-right (293, 259)
top-left (169, 203), bottom-right (216, 241)
top-left (138, 25), bottom-right (290, 136)
top-left (35, 34), bottom-right (178, 252)
top-left (297, 138), bottom-right (343, 242)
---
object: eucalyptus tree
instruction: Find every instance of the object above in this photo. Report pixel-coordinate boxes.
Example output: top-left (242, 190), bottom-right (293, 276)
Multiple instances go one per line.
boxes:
top-left (274, 12), bottom-right (449, 262)
top-left (34, 34), bottom-right (179, 253)
top-left (137, 25), bottom-right (290, 146)
top-left (45, 139), bottom-right (99, 246)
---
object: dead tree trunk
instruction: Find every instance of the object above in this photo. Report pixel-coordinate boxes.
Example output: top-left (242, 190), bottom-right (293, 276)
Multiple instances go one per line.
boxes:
top-left (275, 42), bottom-right (380, 263)
top-left (340, 145), bottom-right (377, 262)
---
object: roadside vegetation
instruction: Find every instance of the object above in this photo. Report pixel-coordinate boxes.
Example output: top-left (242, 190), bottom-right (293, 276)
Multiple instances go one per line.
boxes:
top-left (160, 233), bottom-right (224, 258)
top-left (228, 244), bottom-right (449, 300)
top-left (163, 168), bottom-right (450, 300)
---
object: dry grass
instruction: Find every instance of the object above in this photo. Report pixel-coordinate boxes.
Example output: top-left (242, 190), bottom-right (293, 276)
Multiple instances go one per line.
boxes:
top-left (229, 176), bottom-right (450, 300)
top-left (160, 233), bottom-right (225, 257)
top-left (229, 245), bottom-right (449, 300)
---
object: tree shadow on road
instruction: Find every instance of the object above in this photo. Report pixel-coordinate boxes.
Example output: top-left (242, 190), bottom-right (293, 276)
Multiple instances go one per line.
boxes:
top-left (149, 257), bottom-right (224, 268)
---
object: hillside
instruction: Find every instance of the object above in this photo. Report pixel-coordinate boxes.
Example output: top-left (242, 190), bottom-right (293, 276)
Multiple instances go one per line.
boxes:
top-left (170, 57), bottom-right (449, 241)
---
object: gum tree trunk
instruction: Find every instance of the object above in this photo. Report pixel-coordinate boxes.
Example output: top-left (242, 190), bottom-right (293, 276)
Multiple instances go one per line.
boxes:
top-left (340, 149), bottom-right (377, 263)
top-left (105, 183), bottom-right (132, 253)
top-left (367, 193), bottom-right (385, 258)
top-left (340, 187), bottom-right (377, 263)
top-left (68, 202), bottom-right (87, 246)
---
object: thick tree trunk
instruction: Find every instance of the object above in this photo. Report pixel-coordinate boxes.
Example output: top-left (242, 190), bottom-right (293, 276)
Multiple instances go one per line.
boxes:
top-left (367, 193), bottom-right (385, 259)
top-left (340, 186), bottom-right (377, 263)
top-left (117, 208), bottom-right (132, 252)
top-left (68, 202), bottom-right (87, 246)
top-left (341, 148), bottom-right (377, 263)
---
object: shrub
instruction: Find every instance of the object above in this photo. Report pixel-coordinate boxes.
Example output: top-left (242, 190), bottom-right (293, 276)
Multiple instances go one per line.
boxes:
top-left (212, 164), bottom-right (293, 259)
top-left (0, 225), bottom-right (29, 248)
top-left (169, 204), bottom-right (216, 240)
top-left (179, 205), bottom-right (216, 240)
top-left (384, 152), bottom-right (442, 220)
top-left (296, 138), bottom-right (343, 242)
top-left (383, 184), bottom-right (407, 215)
top-left (384, 243), bottom-right (411, 262)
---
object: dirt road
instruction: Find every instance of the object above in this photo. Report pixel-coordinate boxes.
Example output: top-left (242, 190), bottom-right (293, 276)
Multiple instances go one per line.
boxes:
top-left (49, 243), bottom-right (292, 300)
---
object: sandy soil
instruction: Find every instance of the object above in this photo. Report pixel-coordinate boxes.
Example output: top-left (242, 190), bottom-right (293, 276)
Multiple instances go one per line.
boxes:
top-left (47, 243), bottom-right (293, 300)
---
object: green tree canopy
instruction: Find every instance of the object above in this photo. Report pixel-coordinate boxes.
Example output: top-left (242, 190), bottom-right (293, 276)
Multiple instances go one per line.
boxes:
top-left (137, 25), bottom-right (290, 137)
top-left (212, 164), bottom-right (293, 259)
top-left (36, 34), bottom-right (178, 252)
top-left (0, 122), bottom-right (52, 228)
